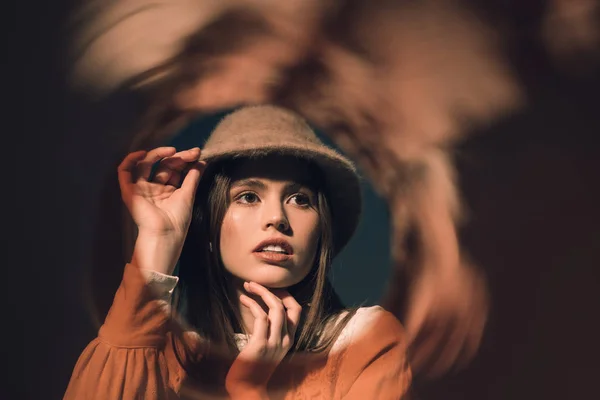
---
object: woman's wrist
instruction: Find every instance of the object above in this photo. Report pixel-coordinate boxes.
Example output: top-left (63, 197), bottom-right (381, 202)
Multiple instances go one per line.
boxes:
top-left (132, 231), bottom-right (185, 275)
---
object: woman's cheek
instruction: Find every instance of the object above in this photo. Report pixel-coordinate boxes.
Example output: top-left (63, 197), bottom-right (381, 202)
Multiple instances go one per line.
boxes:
top-left (231, 207), bottom-right (256, 229)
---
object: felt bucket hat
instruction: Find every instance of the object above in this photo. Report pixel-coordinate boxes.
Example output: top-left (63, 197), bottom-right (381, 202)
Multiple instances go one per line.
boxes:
top-left (199, 105), bottom-right (362, 256)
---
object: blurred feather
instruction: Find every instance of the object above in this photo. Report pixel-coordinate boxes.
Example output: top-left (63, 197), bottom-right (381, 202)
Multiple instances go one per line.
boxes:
top-left (541, 0), bottom-right (600, 71)
top-left (68, 0), bottom-right (598, 378)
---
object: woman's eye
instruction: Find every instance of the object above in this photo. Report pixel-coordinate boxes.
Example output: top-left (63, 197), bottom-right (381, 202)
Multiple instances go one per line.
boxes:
top-left (237, 192), bottom-right (259, 204)
top-left (289, 193), bottom-right (311, 207)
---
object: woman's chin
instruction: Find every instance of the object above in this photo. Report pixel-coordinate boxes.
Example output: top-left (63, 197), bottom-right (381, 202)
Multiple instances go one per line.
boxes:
top-left (253, 275), bottom-right (296, 289)
top-left (227, 259), bottom-right (309, 289)
top-left (247, 266), bottom-right (302, 289)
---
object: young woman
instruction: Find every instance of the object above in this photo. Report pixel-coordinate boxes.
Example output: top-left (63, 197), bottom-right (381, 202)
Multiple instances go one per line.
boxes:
top-left (64, 105), bottom-right (411, 399)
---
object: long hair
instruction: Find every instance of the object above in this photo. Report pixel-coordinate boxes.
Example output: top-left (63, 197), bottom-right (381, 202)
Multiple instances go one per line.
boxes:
top-left (174, 156), bottom-right (358, 362)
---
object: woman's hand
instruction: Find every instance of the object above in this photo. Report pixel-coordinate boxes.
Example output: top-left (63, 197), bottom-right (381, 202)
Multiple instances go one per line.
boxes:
top-left (118, 146), bottom-right (205, 239)
top-left (118, 147), bottom-right (205, 274)
top-left (225, 282), bottom-right (302, 398)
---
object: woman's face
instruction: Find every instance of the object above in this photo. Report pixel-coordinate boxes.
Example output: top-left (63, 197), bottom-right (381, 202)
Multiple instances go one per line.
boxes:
top-left (219, 156), bottom-right (321, 288)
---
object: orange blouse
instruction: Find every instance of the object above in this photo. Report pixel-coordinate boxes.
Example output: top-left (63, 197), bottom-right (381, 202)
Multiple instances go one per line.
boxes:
top-left (64, 263), bottom-right (411, 399)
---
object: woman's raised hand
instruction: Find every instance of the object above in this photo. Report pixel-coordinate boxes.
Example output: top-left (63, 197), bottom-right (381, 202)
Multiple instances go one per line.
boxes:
top-left (225, 282), bottom-right (302, 398)
top-left (118, 146), bottom-right (205, 239)
top-left (119, 147), bottom-right (205, 275)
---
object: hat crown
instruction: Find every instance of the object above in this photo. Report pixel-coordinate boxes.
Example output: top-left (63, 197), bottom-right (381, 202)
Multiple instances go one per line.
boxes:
top-left (204, 105), bottom-right (321, 154)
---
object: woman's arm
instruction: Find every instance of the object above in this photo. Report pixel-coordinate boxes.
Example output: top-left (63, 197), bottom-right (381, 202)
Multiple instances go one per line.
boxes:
top-left (63, 148), bottom-right (206, 399)
top-left (63, 260), bottom-right (183, 400)
top-left (132, 231), bottom-right (186, 276)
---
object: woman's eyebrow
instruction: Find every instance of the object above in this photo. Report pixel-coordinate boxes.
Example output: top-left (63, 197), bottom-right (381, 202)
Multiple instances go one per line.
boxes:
top-left (284, 182), bottom-right (304, 191)
top-left (284, 181), bottom-right (315, 194)
top-left (230, 178), bottom-right (267, 190)
top-left (230, 179), bottom-right (314, 193)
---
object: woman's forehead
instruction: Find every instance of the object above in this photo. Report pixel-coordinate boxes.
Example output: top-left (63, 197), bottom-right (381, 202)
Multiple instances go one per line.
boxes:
top-left (228, 156), bottom-right (315, 186)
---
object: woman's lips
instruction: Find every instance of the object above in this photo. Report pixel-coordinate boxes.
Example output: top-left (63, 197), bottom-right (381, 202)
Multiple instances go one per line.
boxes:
top-left (253, 251), bottom-right (293, 263)
top-left (252, 238), bottom-right (294, 254)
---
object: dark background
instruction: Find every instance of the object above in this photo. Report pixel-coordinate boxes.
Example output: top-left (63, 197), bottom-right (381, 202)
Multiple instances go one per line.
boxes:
top-left (7, 1), bottom-right (599, 399)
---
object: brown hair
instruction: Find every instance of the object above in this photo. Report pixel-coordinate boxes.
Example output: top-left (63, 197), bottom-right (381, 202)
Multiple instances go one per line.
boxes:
top-left (174, 155), bottom-right (358, 360)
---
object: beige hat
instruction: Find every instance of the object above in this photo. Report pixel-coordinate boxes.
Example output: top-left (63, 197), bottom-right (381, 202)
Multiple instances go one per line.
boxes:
top-left (200, 105), bottom-right (362, 256)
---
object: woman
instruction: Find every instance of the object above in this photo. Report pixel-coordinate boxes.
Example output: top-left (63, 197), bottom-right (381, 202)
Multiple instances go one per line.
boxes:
top-left (64, 105), bottom-right (411, 399)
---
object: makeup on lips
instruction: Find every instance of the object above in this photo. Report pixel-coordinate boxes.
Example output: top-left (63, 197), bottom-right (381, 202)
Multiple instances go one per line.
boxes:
top-left (252, 238), bottom-right (294, 263)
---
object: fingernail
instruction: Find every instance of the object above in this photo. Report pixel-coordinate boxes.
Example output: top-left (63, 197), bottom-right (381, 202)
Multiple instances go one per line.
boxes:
top-left (243, 282), bottom-right (250, 290)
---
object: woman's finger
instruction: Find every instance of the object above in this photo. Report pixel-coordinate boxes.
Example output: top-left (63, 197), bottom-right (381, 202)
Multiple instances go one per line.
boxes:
top-left (151, 168), bottom-right (175, 185)
top-left (180, 161), bottom-right (206, 198)
top-left (151, 147), bottom-right (202, 186)
top-left (137, 147), bottom-right (177, 181)
top-left (173, 147), bottom-right (201, 162)
top-left (159, 147), bottom-right (202, 171)
top-left (239, 294), bottom-right (269, 343)
top-left (245, 282), bottom-right (287, 345)
top-left (272, 289), bottom-right (302, 339)
top-left (151, 158), bottom-right (188, 185)
top-left (117, 150), bottom-right (147, 204)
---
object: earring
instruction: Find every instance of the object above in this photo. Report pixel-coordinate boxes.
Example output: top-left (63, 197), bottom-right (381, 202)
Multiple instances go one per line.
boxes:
top-left (209, 242), bottom-right (213, 252)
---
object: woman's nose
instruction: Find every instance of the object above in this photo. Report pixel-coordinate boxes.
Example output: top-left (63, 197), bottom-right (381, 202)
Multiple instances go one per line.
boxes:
top-left (264, 203), bottom-right (290, 232)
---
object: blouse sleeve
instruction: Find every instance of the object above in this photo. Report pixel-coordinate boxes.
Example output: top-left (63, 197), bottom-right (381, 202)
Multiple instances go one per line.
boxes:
top-left (337, 308), bottom-right (412, 400)
top-left (63, 263), bottom-right (193, 400)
